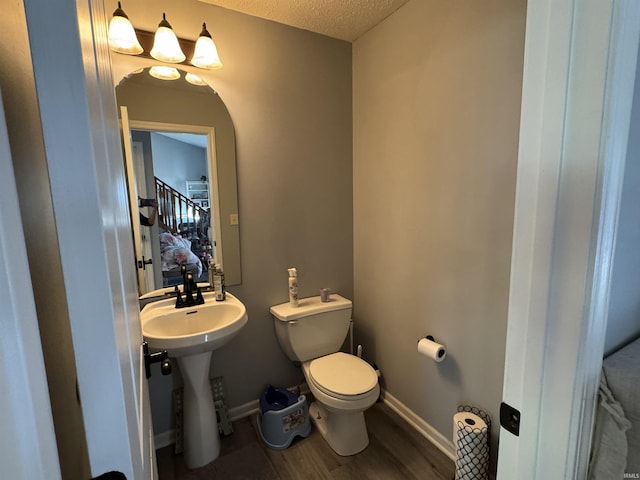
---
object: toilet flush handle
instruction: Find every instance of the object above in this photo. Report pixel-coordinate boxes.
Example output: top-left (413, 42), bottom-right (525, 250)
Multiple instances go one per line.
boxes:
top-left (288, 320), bottom-right (297, 326)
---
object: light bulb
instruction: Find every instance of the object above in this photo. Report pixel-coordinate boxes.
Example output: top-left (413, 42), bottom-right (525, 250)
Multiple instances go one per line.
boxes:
top-left (191, 23), bottom-right (223, 70)
top-left (185, 73), bottom-right (207, 86)
top-left (150, 13), bottom-right (186, 63)
top-left (108, 2), bottom-right (143, 54)
top-left (149, 66), bottom-right (181, 81)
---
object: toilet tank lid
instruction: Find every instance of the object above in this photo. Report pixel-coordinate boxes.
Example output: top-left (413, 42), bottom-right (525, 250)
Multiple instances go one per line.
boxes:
top-left (270, 294), bottom-right (352, 321)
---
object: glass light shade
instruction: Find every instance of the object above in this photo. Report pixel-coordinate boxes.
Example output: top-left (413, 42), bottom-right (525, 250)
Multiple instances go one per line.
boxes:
top-left (191, 24), bottom-right (223, 69)
top-left (108, 3), bottom-right (143, 54)
top-left (185, 73), bottom-right (207, 86)
top-left (149, 66), bottom-right (181, 81)
top-left (150, 14), bottom-right (186, 63)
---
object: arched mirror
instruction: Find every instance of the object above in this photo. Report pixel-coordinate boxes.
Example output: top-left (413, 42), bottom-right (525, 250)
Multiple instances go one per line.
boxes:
top-left (116, 67), bottom-right (240, 294)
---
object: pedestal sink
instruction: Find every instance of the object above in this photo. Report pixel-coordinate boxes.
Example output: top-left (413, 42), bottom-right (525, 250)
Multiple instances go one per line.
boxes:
top-left (140, 291), bottom-right (248, 469)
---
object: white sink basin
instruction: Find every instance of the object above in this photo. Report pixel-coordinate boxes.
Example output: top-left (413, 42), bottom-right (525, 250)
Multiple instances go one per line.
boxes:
top-left (140, 291), bottom-right (248, 357)
top-left (140, 289), bottom-right (247, 469)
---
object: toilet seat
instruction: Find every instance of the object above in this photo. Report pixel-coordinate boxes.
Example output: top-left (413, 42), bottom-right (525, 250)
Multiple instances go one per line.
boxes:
top-left (307, 352), bottom-right (378, 400)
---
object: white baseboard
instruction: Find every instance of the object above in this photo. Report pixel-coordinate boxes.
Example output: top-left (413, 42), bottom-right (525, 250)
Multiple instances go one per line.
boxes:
top-left (154, 429), bottom-right (175, 450)
top-left (228, 399), bottom-right (260, 421)
top-left (153, 403), bottom-right (259, 448)
top-left (380, 389), bottom-right (456, 461)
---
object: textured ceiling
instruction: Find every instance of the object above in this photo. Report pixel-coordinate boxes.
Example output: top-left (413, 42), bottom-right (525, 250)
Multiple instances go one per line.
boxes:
top-left (197, 0), bottom-right (409, 41)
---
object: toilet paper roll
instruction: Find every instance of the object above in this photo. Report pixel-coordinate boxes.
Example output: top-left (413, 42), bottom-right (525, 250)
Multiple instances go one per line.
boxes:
top-left (417, 338), bottom-right (446, 362)
top-left (453, 412), bottom-right (489, 480)
top-left (453, 411), bottom-right (487, 446)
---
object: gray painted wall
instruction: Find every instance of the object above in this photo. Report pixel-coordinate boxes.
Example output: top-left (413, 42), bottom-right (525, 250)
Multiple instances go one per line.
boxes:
top-left (604, 44), bottom-right (640, 356)
top-left (353, 0), bottom-right (526, 467)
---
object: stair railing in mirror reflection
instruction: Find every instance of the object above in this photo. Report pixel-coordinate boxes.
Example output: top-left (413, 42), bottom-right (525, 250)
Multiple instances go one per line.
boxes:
top-left (155, 176), bottom-right (209, 245)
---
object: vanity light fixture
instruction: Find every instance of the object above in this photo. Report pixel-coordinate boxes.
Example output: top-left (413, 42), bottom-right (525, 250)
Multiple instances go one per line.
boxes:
top-left (107, 4), bottom-right (224, 77)
top-left (191, 23), bottom-right (223, 70)
top-left (107, 2), bottom-right (143, 54)
top-left (150, 13), bottom-right (186, 63)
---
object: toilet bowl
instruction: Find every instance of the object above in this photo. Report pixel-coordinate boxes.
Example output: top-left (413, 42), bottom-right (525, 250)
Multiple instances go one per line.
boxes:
top-left (270, 295), bottom-right (380, 456)
top-left (302, 352), bottom-right (380, 456)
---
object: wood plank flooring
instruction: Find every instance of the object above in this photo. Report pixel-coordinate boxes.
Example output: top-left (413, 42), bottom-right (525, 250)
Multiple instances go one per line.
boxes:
top-left (156, 401), bottom-right (455, 480)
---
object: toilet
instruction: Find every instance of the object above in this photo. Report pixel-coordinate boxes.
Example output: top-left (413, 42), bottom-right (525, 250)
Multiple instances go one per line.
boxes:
top-left (270, 294), bottom-right (380, 456)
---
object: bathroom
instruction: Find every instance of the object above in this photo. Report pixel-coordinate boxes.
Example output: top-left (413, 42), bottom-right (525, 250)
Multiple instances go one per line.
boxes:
top-left (2, 0), bottom-right (639, 479)
top-left (111, 0), bottom-right (522, 474)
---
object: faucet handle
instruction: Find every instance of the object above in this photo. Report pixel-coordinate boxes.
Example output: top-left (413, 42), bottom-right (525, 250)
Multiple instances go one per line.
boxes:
top-left (174, 285), bottom-right (184, 308)
top-left (195, 286), bottom-right (204, 305)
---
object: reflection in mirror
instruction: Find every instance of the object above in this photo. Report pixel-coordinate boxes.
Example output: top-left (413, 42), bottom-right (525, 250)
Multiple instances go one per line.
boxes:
top-left (126, 122), bottom-right (220, 293)
top-left (116, 67), bottom-right (241, 294)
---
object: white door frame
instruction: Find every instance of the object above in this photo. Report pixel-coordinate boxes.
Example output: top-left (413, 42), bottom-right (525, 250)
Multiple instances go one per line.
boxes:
top-left (22, 0), bottom-right (153, 478)
top-left (498, 0), bottom-right (640, 478)
top-left (0, 89), bottom-right (62, 480)
top-left (122, 106), bottom-right (150, 294)
top-left (132, 140), bottom-right (157, 292)
top-left (122, 107), bottom-right (158, 294)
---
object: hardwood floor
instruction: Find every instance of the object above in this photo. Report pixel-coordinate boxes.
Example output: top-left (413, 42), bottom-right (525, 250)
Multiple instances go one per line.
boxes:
top-left (156, 401), bottom-right (455, 480)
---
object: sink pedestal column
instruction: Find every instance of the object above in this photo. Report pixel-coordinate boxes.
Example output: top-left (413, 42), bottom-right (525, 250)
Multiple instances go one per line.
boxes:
top-left (177, 351), bottom-right (219, 469)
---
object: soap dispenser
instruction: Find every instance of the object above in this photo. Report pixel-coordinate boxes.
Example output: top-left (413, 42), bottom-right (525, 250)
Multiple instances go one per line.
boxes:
top-left (288, 268), bottom-right (298, 307)
top-left (207, 261), bottom-right (215, 289)
top-left (213, 263), bottom-right (226, 301)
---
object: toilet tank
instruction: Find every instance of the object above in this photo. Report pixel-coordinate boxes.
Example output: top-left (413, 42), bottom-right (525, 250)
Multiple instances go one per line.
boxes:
top-left (270, 294), bottom-right (352, 362)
